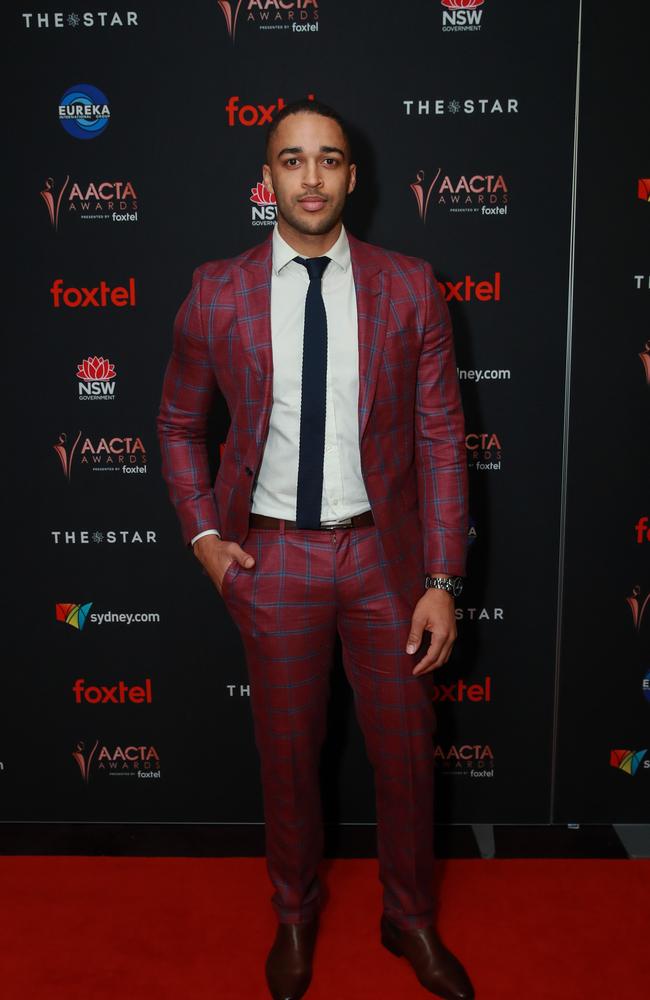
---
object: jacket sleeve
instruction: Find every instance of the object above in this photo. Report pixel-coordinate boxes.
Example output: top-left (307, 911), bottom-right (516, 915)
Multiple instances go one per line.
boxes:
top-left (415, 262), bottom-right (468, 576)
top-left (157, 268), bottom-right (221, 545)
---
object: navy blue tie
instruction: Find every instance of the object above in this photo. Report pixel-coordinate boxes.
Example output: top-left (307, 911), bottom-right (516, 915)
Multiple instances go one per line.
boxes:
top-left (294, 255), bottom-right (330, 529)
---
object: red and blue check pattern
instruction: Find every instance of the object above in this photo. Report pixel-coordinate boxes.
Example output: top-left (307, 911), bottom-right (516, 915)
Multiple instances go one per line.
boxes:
top-left (158, 232), bottom-right (468, 586)
top-left (222, 524), bottom-right (438, 928)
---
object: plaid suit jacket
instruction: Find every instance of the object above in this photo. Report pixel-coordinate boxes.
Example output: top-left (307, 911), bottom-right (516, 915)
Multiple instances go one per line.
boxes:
top-left (158, 231), bottom-right (468, 586)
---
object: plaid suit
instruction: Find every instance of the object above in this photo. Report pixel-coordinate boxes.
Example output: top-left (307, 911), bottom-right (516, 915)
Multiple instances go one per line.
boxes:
top-left (158, 232), bottom-right (468, 928)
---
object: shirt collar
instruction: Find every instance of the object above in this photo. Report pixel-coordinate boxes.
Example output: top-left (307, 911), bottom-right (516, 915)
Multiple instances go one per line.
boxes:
top-left (272, 224), bottom-right (351, 277)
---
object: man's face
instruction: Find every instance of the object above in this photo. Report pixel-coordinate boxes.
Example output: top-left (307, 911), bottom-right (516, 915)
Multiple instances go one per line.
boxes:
top-left (263, 112), bottom-right (356, 239)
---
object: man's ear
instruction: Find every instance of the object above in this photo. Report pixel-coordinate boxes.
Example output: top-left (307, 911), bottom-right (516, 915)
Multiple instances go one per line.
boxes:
top-left (262, 163), bottom-right (274, 195)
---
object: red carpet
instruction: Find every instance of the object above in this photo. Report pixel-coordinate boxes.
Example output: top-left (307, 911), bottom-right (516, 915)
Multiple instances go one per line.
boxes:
top-left (0, 857), bottom-right (648, 999)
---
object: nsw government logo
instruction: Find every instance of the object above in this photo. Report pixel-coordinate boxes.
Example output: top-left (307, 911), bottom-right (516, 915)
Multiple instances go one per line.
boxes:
top-left (609, 749), bottom-right (648, 776)
top-left (250, 181), bottom-right (277, 226)
top-left (59, 84), bottom-right (110, 139)
top-left (638, 179), bottom-right (650, 202)
top-left (440, 0), bottom-right (484, 33)
top-left (77, 357), bottom-right (117, 402)
top-left (72, 740), bottom-right (161, 784)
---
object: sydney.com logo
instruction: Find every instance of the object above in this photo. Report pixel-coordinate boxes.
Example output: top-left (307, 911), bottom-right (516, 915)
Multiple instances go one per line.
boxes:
top-left (55, 603), bottom-right (160, 631)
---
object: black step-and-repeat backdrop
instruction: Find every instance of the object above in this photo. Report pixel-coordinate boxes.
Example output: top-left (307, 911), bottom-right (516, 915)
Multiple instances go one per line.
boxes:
top-left (3, 1), bottom-right (647, 829)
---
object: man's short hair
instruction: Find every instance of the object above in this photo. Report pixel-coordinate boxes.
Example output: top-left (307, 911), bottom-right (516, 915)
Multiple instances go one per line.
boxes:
top-left (265, 98), bottom-right (353, 160)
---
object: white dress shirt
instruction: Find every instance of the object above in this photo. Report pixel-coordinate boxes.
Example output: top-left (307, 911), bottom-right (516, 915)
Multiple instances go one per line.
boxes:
top-left (192, 224), bottom-right (370, 544)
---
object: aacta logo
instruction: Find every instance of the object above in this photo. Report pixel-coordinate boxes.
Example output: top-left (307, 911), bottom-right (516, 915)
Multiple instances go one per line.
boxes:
top-left (635, 518), bottom-right (650, 543)
top-left (440, 0), bottom-right (484, 33)
top-left (72, 679), bottom-right (153, 705)
top-left (77, 357), bottom-right (117, 402)
top-left (438, 273), bottom-right (501, 302)
top-left (410, 168), bottom-right (508, 222)
top-left (218, 1), bottom-right (319, 41)
top-left (609, 749), bottom-right (648, 776)
top-left (73, 740), bottom-right (161, 783)
top-left (56, 602), bottom-right (93, 631)
top-left (40, 176), bottom-right (138, 231)
top-left (434, 743), bottom-right (494, 776)
top-left (640, 340), bottom-right (650, 385)
top-left (465, 432), bottom-right (502, 471)
top-left (53, 431), bottom-right (147, 479)
top-left (250, 181), bottom-right (277, 227)
top-left (51, 279), bottom-right (136, 309)
top-left (626, 585), bottom-right (649, 633)
top-left (638, 179), bottom-right (650, 202)
top-left (432, 676), bottom-right (492, 702)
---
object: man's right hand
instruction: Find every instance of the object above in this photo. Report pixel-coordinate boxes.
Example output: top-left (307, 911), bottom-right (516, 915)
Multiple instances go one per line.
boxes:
top-left (192, 534), bottom-right (255, 595)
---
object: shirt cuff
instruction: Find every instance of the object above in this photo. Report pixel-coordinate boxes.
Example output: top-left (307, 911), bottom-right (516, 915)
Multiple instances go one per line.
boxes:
top-left (191, 529), bottom-right (221, 546)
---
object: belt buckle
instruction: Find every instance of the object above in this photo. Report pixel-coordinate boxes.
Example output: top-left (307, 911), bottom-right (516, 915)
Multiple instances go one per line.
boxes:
top-left (322, 517), bottom-right (352, 530)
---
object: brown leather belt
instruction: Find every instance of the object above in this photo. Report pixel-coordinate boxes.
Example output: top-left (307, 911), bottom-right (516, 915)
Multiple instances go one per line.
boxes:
top-left (249, 510), bottom-right (375, 531)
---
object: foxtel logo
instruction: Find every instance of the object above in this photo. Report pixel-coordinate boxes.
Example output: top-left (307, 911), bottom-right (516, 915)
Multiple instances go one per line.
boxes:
top-left (438, 272), bottom-right (501, 302)
top-left (432, 676), bottom-right (491, 702)
top-left (226, 93), bottom-right (314, 125)
top-left (72, 678), bottom-right (153, 704)
top-left (50, 278), bottom-right (136, 308)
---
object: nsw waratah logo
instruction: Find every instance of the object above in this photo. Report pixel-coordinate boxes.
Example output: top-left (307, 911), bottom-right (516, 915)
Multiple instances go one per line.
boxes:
top-left (440, 0), bottom-right (484, 33)
top-left (58, 84), bottom-right (110, 139)
top-left (638, 179), bottom-right (650, 202)
top-left (77, 357), bottom-right (117, 402)
top-left (250, 181), bottom-right (277, 227)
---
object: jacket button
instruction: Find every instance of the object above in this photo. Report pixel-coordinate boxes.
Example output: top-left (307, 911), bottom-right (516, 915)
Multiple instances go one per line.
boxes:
top-left (245, 466), bottom-right (253, 476)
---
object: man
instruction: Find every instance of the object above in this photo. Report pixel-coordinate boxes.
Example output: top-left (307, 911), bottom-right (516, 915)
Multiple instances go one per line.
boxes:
top-left (158, 99), bottom-right (473, 1000)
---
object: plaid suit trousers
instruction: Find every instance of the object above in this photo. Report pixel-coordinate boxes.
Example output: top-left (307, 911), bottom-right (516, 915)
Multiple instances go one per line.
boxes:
top-left (221, 522), bottom-right (437, 930)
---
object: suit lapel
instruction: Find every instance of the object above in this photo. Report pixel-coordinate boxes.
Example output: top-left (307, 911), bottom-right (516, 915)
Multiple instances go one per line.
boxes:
top-left (236, 235), bottom-right (274, 384)
top-left (234, 231), bottom-right (389, 446)
top-left (349, 235), bottom-right (390, 441)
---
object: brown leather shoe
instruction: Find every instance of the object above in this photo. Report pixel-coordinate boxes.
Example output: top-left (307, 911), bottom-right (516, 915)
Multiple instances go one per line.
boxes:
top-left (381, 914), bottom-right (475, 999)
top-left (265, 917), bottom-right (318, 1000)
